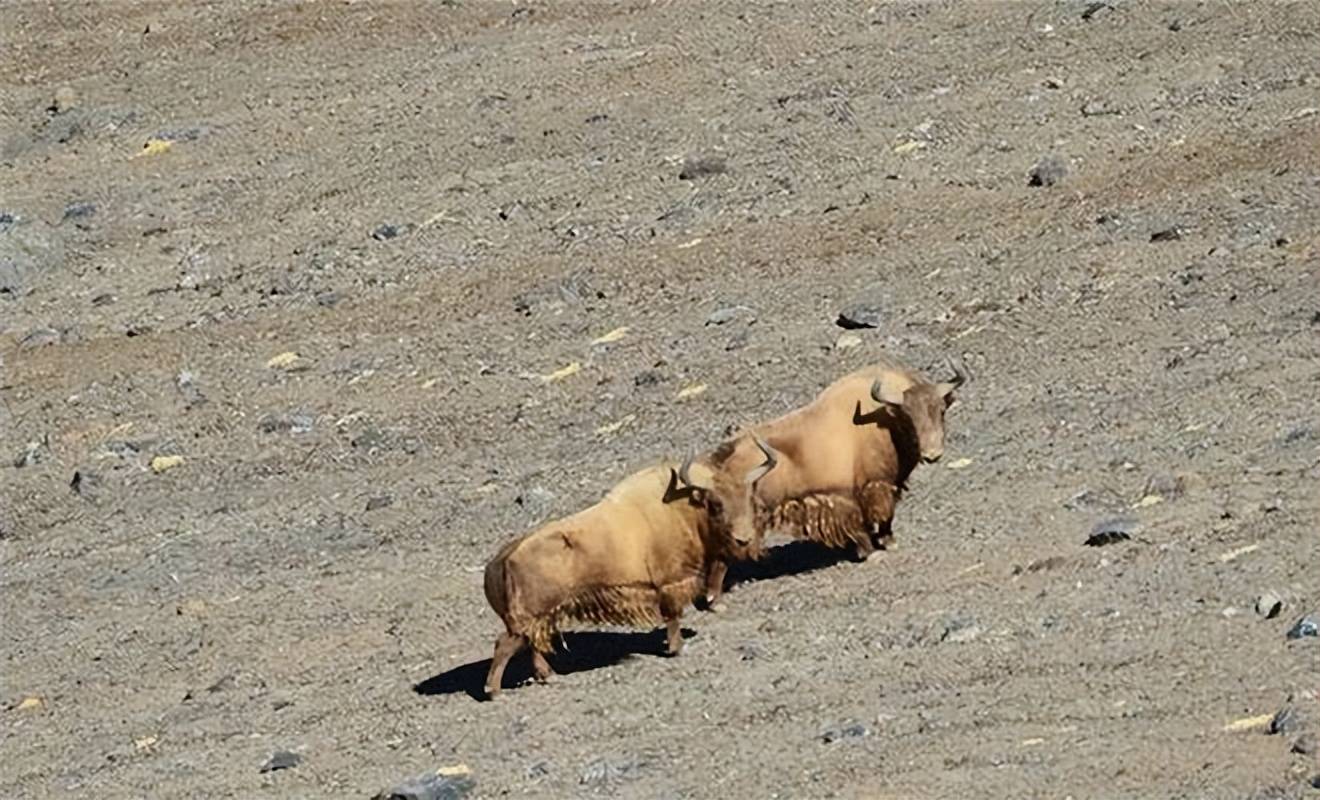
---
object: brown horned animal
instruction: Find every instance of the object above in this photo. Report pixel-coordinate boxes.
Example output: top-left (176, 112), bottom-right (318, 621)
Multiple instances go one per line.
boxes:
top-left (698, 356), bottom-right (968, 608)
top-left (481, 456), bottom-right (771, 698)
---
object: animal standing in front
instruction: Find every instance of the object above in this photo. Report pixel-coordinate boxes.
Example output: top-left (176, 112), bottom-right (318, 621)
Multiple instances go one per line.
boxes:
top-left (481, 455), bottom-right (772, 698)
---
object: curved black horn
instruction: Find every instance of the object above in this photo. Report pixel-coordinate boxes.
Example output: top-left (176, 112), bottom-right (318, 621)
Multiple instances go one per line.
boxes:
top-left (744, 434), bottom-right (779, 485)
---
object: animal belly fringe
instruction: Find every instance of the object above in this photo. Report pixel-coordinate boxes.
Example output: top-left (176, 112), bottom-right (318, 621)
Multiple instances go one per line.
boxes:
top-left (515, 576), bottom-right (702, 652)
top-left (766, 493), bottom-right (868, 550)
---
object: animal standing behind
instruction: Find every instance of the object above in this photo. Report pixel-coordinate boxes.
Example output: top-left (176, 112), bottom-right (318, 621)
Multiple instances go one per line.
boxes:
top-left (698, 356), bottom-right (967, 609)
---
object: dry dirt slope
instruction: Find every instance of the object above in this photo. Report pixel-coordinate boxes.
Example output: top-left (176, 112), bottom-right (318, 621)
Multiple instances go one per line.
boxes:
top-left (2, 1), bottom-right (1320, 798)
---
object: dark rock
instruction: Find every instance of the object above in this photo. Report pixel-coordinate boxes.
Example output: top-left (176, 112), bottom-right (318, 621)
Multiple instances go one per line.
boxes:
top-left (102, 440), bottom-right (141, 459)
top-left (705, 305), bottom-right (756, 326)
top-left (1257, 592), bottom-right (1284, 620)
top-left (1292, 734), bottom-right (1315, 755)
top-left (20, 327), bottom-right (60, 348)
top-left (315, 290), bottom-right (342, 307)
top-left (1286, 615), bottom-right (1318, 640)
top-left (1269, 705), bottom-right (1309, 735)
top-left (1085, 516), bottom-right (1137, 546)
top-left (206, 674), bottom-right (236, 693)
top-left (374, 769), bottom-right (475, 800)
top-left (836, 305), bottom-right (883, 329)
top-left (1081, 101), bottom-right (1117, 117)
top-left (1310, 774), bottom-right (1320, 790)
top-left (1167, 18), bottom-right (1182, 31)
top-left (735, 642), bottom-right (764, 661)
top-left (678, 154), bottom-right (727, 180)
top-left (633, 370), bottom-right (664, 388)
top-left (371, 223), bottom-right (412, 241)
top-left (258, 412), bottom-right (314, 435)
top-left (259, 750), bottom-right (301, 773)
top-left (365, 495), bottom-right (393, 512)
top-left (62, 202), bottom-right (97, 221)
top-left (1081, 2), bottom-right (1110, 20)
top-left (70, 470), bottom-right (101, 499)
top-left (585, 113), bottom-right (610, 124)
top-left (821, 721), bottom-right (870, 743)
top-left (580, 756), bottom-right (645, 786)
top-left (0, 211), bottom-right (14, 232)
top-left (1149, 226), bottom-right (1184, 243)
top-left (1028, 156), bottom-right (1068, 187)
top-left (91, 293), bottom-right (115, 306)
top-left (176, 370), bottom-right (207, 409)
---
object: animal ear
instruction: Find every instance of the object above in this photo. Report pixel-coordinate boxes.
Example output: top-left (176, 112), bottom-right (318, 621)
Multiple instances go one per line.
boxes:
top-left (871, 374), bottom-right (906, 407)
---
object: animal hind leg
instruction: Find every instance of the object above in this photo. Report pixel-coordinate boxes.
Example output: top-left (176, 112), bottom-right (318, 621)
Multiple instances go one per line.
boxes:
top-left (857, 481), bottom-right (899, 559)
top-left (484, 631), bottom-right (526, 699)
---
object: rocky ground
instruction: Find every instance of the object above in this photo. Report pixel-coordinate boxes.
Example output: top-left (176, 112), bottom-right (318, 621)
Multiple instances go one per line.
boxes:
top-left (3, 1), bottom-right (1319, 798)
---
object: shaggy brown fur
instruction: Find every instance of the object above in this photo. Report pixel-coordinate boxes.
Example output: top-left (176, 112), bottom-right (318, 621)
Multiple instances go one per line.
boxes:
top-left (700, 358), bottom-right (961, 600)
top-left (481, 463), bottom-right (740, 698)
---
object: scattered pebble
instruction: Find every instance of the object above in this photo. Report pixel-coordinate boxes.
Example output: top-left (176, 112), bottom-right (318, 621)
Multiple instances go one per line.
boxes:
top-left (1081, 100), bottom-right (1116, 117)
top-left (676, 383), bottom-right (707, 400)
top-left (580, 756), bottom-right (645, 786)
top-left (1085, 516), bottom-right (1137, 547)
top-left (20, 326), bottom-right (61, 349)
top-left (150, 455), bottom-right (184, 474)
top-left (836, 305), bottom-right (882, 329)
top-left (821, 721), bottom-right (870, 743)
top-left (69, 469), bottom-right (101, 499)
top-left (591, 326), bottom-right (628, 344)
top-left (51, 86), bottom-right (78, 113)
top-left (834, 332), bottom-right (862, 350)
top-left (365, 495), bottom-right (393, 512)
top-left (1286, 615), bottom-right (1318, 640)
top-left (1269, 705), bottom-right (1307, 735)
top-left (1028, 155), bottom-right (1068, 187)
top-left (541, 362), bottom-right (581, 382)
top-left (1143, 472), bottom-right (1183, 499)
top-left (705, 305), bottom-right (756, 326)
top-left (13, 441), bottom-right (46, 468)
top-left (259, 750), bottom-right (301, 773)
top-left (371, 223), bottom-right (412, 241)
top-left (1080, 2), bottom-right (1110, 20)
top-left (1256, 592), bottom-right (1284, 620)
top-left (315, 290), bottom-right (342, 307)
top-left (62, 201), bottom-right (97, 221)
top-left (265, 351), bottom-right (302, 370)
top-left (14, 696), bottom-right (44, 711)
top-left (1149, 226), bottom-right (1184, 243)
top-left (633, 370), bottom-right (664, 388)
top-left (374, 766), bottom-right (475, 800)
top-left (1292, 734), bottom-right (1316, 755)
top-left (176, 370), bottom-right (207, 409)
top-left (258, 412), bottom-right (314, 434)
top-left (678, 154), bottom-right (727, 180)
top-left (940, 616), bottom-right (983, 644)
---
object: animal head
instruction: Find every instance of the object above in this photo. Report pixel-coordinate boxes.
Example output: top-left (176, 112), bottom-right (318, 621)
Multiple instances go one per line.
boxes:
top-left (870, 357), bottom-right (967, 463)
top-left (667, 440), bottom-right (777, 547)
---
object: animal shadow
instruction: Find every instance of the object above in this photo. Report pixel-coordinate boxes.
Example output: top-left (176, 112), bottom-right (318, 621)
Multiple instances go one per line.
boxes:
top-left (414, 628), bottom-right (695, 702)
top-left (723, 539), bottom-right (856, 592)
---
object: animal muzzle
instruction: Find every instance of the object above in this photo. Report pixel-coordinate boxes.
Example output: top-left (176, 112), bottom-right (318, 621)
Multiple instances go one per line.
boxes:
top-left (921, 450), bottom-right (943, 464)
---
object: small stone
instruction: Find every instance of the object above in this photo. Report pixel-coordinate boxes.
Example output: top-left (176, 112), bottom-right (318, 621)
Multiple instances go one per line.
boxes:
top-left (20, 327), bottom-right (61, 349)
top-left (1028, 155), bottom-right (1068, 187)
top-left (705, 305), bottom-right (756, 326)
top-left (366, 495), bottom-right (393, 512)
top-left (14, 441), bottom-right (46, 468)
top-left (735, 642), bottom-right (764, 661)
top-left (1085, 516), bottom-right (1137, 546)
top-left (821, 722), bottom-right (870, 743)
top-left (315, 290), bottom-right (342, 307)
top-left (1143, 472), bottom-right (1183, 499)
top-left (678, 154), bottom-right (727, 180)
top-left (1286, 615), bottom-right (1318, 640)
top-left (150, 455), bottom-right (184, 474)
top-left (836, 305), bottom-right (882, 329)
top-left (1150, 226), bottom-right (1184, 243)
top-left (1310, 774), bottom-right (1320, 790)
top-left (259, 750), bottom-right (301, 773)
top-left (1256, 592), bottom-right (1284, 619)
top-left (834, 332), bottom-right (863, 350)
top-left (1269, 705), bottom-right (1307, 735)
top-left (374, 767), bottom-right (475, 800)
top-left (52, 86), bottom-right (78, 113)
top-left (633, 370), bottom-right (664, 388)
top-left (1081, 100), bottom-right (1115, 117)
top-left (1292, 734), bottom-right (1316, 755)
top-left (371, 223), bottom-right (411, 241)
top-left (940, 616), bottom-right (983, 644)
top-left (1080, 2), bottom-right (1110, 21)
top-left (258, 412), bottom-right (314, 435)
top-left (69, 470), bottom-right (101, 499)
top-left (176, 370), bottom-right (207, 409)
top-left (580, 756), bottom-right (643, 787)
top-left (14, 696), bottom-right (44, 711)
top-left (62, 202), bottom-right (96, 221)
top-left (91, 293), bottom-right (115, 306)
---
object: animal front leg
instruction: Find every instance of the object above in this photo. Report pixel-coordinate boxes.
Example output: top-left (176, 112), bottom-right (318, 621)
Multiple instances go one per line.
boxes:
top-left (703, 560), bottom-right (729, 612)
top-left (659, 590), bottom-right (687, 656)
top-left (531, 648), bottom-right (555, 684)
top-left (664, 614), bottom-right (684, 656)
top-left (857, 481), bottom-right (899, 560)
